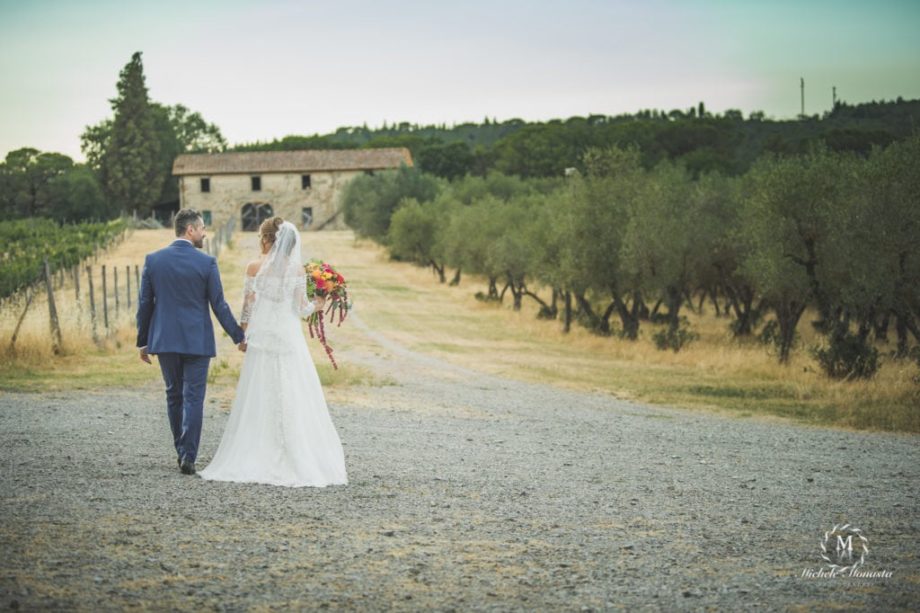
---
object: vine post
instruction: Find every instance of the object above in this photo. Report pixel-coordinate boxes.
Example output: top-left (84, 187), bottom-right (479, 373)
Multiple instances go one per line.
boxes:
top-left (43, 259), bottom-right (63, 355)
top-left (8, 289), bottom-right (35, 354)
top-left (86, 266), bottom-right (100, 346)
top-left (114, 266), bottom-right (120, 317)
top-left (102, 265), bottom-right (109, 331)
top-left (72, 266), bottom-right (81, 303)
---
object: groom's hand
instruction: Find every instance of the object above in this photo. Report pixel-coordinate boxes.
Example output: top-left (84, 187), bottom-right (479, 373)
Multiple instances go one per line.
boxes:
top-left (139, 346), bottom-right (151, 364)
top-left (238, 341), bottom-right (247, 352)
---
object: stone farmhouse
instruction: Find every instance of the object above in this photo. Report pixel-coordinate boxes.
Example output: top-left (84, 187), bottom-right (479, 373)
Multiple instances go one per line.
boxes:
top-left (171, 148), bottom-right (413, 231)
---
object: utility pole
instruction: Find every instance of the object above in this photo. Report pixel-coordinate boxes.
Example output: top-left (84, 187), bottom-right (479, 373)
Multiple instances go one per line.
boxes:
top-left (800, 77), bottom-right (805, 118)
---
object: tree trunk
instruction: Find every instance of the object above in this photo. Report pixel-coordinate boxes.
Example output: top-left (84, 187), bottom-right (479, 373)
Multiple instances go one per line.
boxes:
top-left (611, 291), bottom-right (640, 340)
top-left (683, 289), bottom-right (698, 314)
top-left (892, 251), bottom-right (915, 356)
top-left (856, 305), bottom-right (876, 343)
top-left (601, 302), bottom-right (617, 333)
top-left (636, 295), bottom-right (650, 320)
top-left (509, 276), bottom-right (527, 311)
top-left (665, 286), bottom-right (683, 335)
top-left (523, 287), bottom-right (553, 316)
top-left (724, 282), bottom-right (758, 337)
top-left (574, 292), bottom-right (609, 334)
top-left (873, 311), bottom-right (890, 343)
top-left (709, 290), bottom-right (722, 317)
top-left (430, 261), bottom-right (445, 283)
top-left (776, 300), bottom-right (807, 363)
top-left (563, 291), bottom-right (572, 333)
top-left (449, 268), bottom-right (461, 286)
top-left (895, 310), bottom-right (909, 357)
top-left (488, 277), bottom-right (499, 300)
top-left (904, 311), bottom-right (920, 344)
top-left (800, 237), bottom-right (833, 331)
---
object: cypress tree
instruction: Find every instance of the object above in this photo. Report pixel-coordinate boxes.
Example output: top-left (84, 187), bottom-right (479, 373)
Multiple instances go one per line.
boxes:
top-left (100, 52), bottom-right (162, 216)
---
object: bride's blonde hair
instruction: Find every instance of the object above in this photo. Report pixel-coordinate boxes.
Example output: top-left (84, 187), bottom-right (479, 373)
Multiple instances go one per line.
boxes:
top-left (259, 217), bottom-right (284, 247)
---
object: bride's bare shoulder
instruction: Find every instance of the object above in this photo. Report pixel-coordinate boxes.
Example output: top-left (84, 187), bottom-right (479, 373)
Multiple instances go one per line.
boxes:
top-left (246, 260), bottom-right (262, 277)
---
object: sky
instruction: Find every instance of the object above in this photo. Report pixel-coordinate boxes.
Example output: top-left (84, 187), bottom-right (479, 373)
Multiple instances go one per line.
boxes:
top-left (1, 0), bottom-right (919, 161)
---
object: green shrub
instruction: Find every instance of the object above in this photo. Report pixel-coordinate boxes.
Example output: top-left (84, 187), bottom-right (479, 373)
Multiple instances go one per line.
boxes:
top-left (811, 329), bottom-right (880, 380)
top-left (653, 319), bottom-right (699, 352)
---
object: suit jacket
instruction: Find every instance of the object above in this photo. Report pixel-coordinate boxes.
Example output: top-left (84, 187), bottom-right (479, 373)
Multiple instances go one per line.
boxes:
top-left (136, 239), bottom-right (245, 357)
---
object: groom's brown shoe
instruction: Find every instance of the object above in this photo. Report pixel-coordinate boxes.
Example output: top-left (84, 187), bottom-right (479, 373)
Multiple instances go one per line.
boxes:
top-left (180, 457), bottom-right (196, 475)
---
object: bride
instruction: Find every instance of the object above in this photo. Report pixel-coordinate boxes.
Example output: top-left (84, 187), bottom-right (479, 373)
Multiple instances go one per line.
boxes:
top-left (199, 217), bottom-right (348, 487)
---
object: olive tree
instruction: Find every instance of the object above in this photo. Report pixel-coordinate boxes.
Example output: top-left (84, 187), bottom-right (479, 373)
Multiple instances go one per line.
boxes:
top-left (387, 193), bottom-right (457, 282)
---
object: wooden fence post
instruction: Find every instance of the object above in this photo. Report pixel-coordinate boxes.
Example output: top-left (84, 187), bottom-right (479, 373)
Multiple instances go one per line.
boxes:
top-left (86, 266), bottom-right (100, 345)
top-left (126, 265), bottom-right (131, 309)
top-left (114, 266), bottom-right (120, 317)
top-left (102, 265), bottom-right (109, 330)
top-left (73, 266), bottom-right (81, 303)
top-left (8, 289), bottom-right (35, 354)
top-left (43, 259), bottom-right (63, 354)
top-left (134, 265), bottom-right (140, 298)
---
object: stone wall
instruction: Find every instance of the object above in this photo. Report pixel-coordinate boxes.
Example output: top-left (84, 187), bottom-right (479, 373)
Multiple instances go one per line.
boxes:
top-left (178, 170), bottom-right (365, 231)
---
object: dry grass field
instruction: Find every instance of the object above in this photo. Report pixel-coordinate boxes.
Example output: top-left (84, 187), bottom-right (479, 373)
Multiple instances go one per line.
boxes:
top-left (1, 228), bottom-right (917, 432)
top-left (0, 228), bottom-right (375, 404)
top-left (324, 232), bottom-right (919, 433)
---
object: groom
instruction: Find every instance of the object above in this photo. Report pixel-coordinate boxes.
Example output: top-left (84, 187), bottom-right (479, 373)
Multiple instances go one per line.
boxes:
top-left (136, 209), bottom-right (246, 475)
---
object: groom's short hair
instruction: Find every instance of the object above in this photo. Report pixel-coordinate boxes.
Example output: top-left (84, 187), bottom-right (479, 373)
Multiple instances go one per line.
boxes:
top-left (175, 209), bottom-right (203, 237)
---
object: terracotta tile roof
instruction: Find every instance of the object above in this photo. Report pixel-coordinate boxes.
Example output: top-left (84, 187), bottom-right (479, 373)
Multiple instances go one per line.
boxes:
top-left (172, 147), bottom-right (413, 176)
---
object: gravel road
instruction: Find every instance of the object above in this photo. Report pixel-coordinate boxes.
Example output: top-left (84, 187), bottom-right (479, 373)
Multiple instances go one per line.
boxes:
top-left (1, 313), bottom-right (918, 611)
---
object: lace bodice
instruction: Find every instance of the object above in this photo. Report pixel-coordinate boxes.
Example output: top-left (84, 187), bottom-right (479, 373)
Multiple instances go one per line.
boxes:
top-left (241, 275), bottom-right (256, 323)
top-left (293, 273), bottom-right (317, 318)
top-left (240, 273), bottom-right (316, 325)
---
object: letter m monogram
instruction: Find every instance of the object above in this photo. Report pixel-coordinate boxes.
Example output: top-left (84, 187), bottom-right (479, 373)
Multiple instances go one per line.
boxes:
top-left (836, 535), bottom-right (853, 552)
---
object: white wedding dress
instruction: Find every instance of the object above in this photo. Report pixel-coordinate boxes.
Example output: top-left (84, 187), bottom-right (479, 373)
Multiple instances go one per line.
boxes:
top-left (199, 222), bottom-right (348, 487)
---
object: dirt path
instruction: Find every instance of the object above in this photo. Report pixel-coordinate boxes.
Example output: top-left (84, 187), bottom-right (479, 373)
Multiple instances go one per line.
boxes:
top-left (1, 231), bottom-right (917, 610)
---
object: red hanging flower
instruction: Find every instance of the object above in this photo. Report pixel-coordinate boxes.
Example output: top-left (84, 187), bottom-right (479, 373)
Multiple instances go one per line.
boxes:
top-left (304, 260), bottom-right (351, 369)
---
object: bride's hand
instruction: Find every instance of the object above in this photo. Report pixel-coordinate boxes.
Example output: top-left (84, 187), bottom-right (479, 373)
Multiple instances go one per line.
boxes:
top-left (314, 296), bottom-right (326, 311)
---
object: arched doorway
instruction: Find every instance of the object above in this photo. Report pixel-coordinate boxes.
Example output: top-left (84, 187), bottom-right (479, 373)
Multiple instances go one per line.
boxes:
top-left (241, 203), bottom-right (274, 231)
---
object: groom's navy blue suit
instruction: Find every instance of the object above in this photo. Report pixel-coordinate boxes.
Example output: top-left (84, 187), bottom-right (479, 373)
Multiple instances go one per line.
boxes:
top-left (136, 239), bottom-right (245, 464)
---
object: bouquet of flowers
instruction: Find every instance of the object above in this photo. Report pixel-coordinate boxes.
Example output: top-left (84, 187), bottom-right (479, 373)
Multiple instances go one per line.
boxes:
top-left (304, 260), bottom-right (351, 369)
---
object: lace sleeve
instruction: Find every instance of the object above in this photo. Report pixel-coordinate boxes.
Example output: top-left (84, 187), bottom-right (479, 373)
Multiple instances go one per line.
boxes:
top-left (293, 273), bottom-right (316, 318)
top-left (241, 275), bottom-right (256, 323)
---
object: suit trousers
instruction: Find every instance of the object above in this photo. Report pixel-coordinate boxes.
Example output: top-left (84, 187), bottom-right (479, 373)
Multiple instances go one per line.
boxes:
top-left (157, 353), bottom-right (210, 463)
